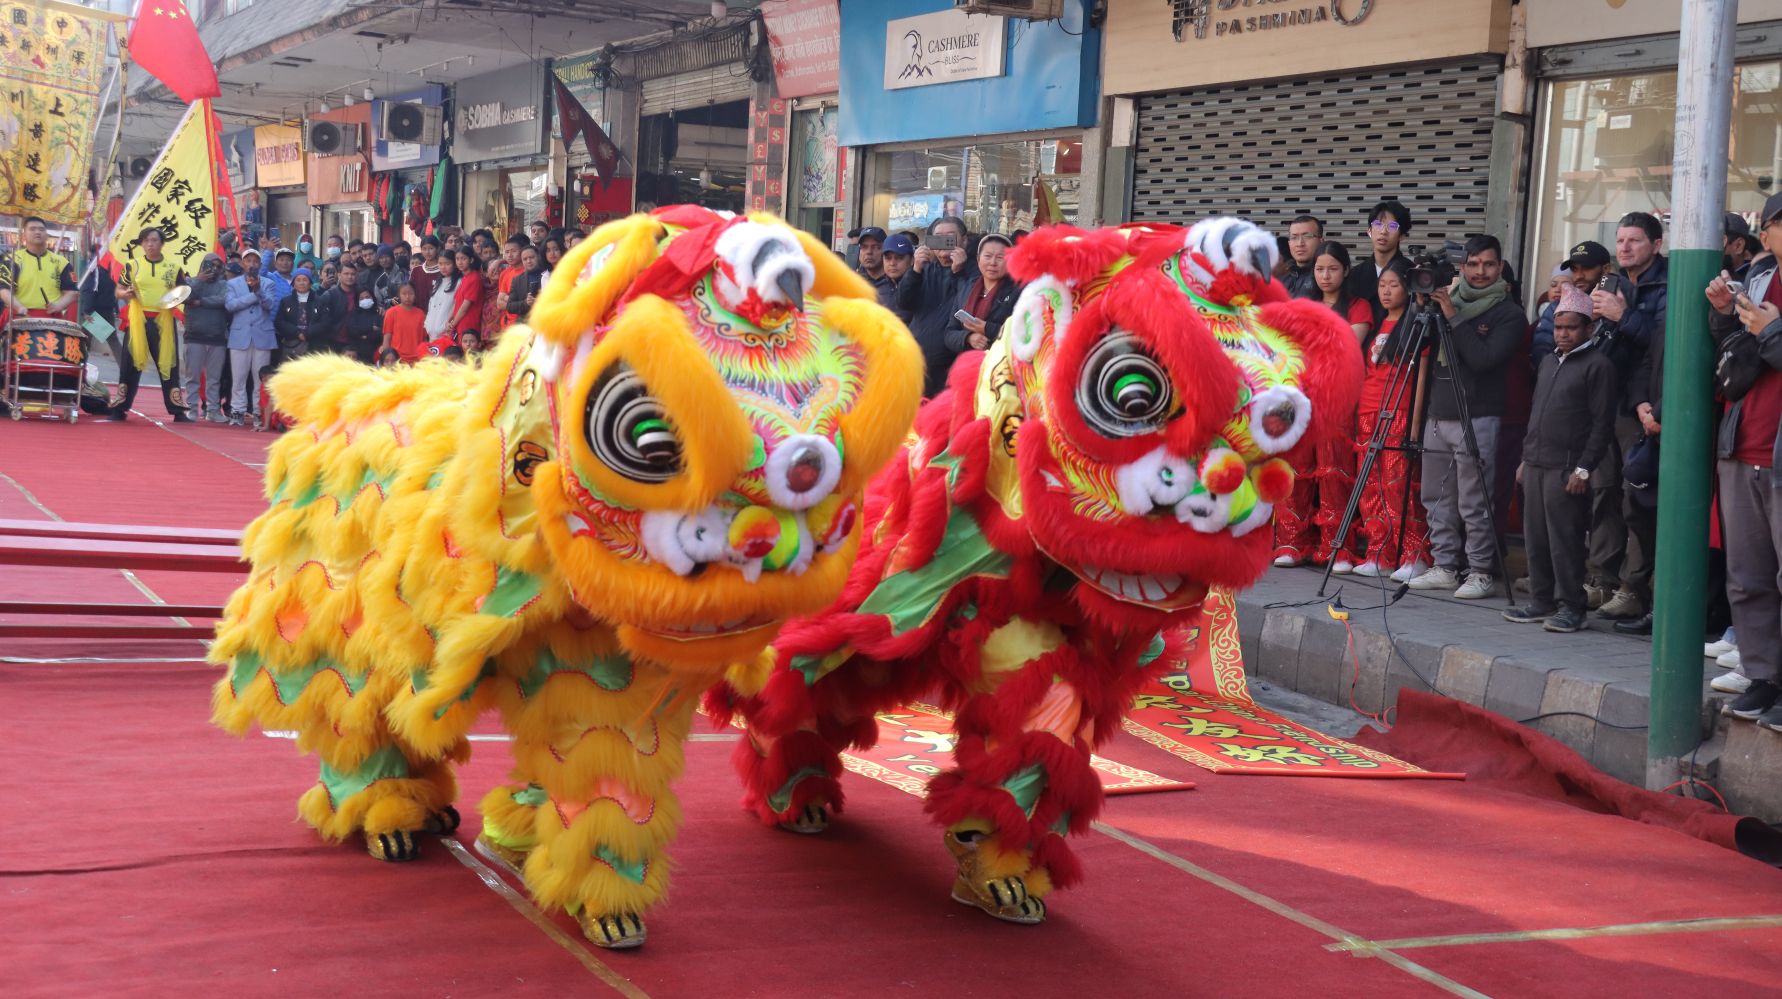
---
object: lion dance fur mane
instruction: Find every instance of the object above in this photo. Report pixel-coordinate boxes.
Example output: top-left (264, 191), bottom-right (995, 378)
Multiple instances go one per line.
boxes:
top-left (210, 207), bottom-right (923, 949)
top-left (709, 217), bottom-right (1362, 924)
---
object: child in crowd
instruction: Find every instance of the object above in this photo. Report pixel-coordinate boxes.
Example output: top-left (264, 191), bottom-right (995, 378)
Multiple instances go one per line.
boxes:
top-left (458, 329), bottom-right (482, 358)
top-left (376, 347), bottom-right (401, 368)
top-left (441, 346), bottom-right (466, 362)
top-left (380, 282), bottom-right (429, 363)
top-left (1354, 260), bottom-right (1431, 582)
top-left (1504, 285), bottom-right (1617, 633)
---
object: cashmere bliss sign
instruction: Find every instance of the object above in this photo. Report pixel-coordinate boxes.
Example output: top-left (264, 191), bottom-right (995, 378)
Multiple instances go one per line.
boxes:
top-left (883, 8), bottom-right (1006, 91)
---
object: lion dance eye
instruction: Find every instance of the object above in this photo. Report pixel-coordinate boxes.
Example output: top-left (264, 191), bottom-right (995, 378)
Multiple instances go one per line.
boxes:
top-left (586, 365), bottom-right (682, 482)
top-left (1077, 333), bottom-right (1175, 437)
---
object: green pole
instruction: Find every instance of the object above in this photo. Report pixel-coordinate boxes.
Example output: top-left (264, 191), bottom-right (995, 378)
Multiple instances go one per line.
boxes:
top-left (1648, 0), bottom-right (1737, 788)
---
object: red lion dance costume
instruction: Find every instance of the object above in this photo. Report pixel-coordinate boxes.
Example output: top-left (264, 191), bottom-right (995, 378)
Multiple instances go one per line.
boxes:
top-left (711, 217), bottom-right (1362, 923)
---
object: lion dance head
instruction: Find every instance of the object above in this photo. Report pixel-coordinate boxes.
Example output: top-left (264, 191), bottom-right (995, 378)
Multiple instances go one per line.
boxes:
top-left (509, 206), bottom-right (923, 667)
top-left (948, 217), bottom-right (1362, 628)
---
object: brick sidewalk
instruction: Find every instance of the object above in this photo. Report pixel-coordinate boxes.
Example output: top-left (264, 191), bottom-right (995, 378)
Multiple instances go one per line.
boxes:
top-left (1231, 566), bottom-right (1782, 819)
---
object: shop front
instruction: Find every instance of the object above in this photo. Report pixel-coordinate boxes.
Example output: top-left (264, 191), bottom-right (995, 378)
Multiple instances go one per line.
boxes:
top-left (454, 64), bottom-right (551, 238)
top-left (554, 51), bottom-right (636, 229)
top-left (1105, 0), bottom-right (1511, 248)
top-left (370, 85), bottom-right (446, 245)
top-left (253, 123), bottom-right (307, 248)
top-left (837, 0), bottom-right (1101, 235)
top-left (763, 0), bottom-right (842, 242)
top-left (1522, 0), bottom-right (1782, 279)
top-left (306, 105), bottom-right (376, 247)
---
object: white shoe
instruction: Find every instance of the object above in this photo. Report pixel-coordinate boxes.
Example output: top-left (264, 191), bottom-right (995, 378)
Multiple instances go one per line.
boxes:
top-left (1718, 649), bottom-right (1742, 670)
top-left (1350, 560), bottom-right (1384, 577)
top-left (1711, 670), bottom-right (1752, 694)
top-left (1332, 559), bottom-right (1355, 575)
top-left (1273, 554), bottom-right (1304, 567)
top-left (1390, 560), bottom-right (1430, 583)
top-left (1705, 631), bottom-right (1737, 659)
top-left (1406, 566), bottom-right (1460, 590)
top-left (1453, 572), bottom-right (1497, 600)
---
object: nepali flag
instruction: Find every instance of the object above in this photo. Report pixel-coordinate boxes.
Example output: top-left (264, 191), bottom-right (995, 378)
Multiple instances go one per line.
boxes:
top-left (551, 71), bottom-right (621, 188)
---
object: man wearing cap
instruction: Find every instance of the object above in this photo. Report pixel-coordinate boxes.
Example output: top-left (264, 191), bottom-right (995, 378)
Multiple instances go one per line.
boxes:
top-left (225, 248), bottom-right (280, 427)
top-left (852, 227), bottom-right (895, 310)
top-left (899, 215), bottom-right (977, 396)
top-left (1505, 284), bottom-right (1618, 633)
top-left (181, 253), bottom-right (234, 423)
top-left (1706, 190), bottom-right (1782, 727)
top-left (881, 234), bottom-right (917, 321)
top-left (265, 247), bottom-right (295, 306)
top-left (1725, 212), bottom-right (1760, 282)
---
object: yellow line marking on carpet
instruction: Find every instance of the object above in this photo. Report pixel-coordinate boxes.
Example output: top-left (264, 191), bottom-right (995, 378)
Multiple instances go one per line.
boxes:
top-left (1092, 821), bottom-right (1489, 999)
top-left (1326, 914), bottom-right (1782, 953)
top-left (0, 470), bottom-right (58, 519)
top-left (442, 838), bottom-right (650, 999)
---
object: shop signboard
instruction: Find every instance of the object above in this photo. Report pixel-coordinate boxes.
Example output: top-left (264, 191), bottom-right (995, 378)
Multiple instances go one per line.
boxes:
top-left (371, 84), bottom-right (444, 172)
top-left (882, 7), bottom-right (1005, 91)
top-left (837, 0), bottom-right (1098, 147)
top-left (762, 0), bottom-right (840, 99)
top-left (889, 192), bottom-right (950, 230)
top-left (453, 64), bottom-right (549, 165)
top-left (220, 127), bottom-right (256, 192)
top-left (254, 123), bottom-right (305, 188)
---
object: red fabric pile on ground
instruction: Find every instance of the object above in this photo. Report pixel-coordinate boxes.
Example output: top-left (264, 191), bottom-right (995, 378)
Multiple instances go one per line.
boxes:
top-left (1352, 689), bottom-right (1782, 863)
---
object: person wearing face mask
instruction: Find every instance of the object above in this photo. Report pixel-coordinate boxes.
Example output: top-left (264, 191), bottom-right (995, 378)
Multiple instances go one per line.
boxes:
top-left (276, 269), bottom-right (332, 356)
top-left (294, 234), bottom-right (322, 272)
top-left (391, 241), bottom-right (413, 277)
top-left (180, 253), bottom-right (234, 422)
top-left (334, 263), bottom-right (384, 363)
top-left (325, 234), bottom-right (345, 263)
top-left (225, 248), bottom-right (281, 427)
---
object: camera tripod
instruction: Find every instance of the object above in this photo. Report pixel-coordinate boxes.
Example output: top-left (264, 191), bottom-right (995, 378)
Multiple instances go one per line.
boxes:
top-left (1316, 295), bottom-right (1512, 604)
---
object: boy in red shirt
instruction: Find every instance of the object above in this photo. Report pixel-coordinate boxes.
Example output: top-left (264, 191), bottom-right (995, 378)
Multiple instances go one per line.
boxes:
top-left (380, 282), bottom-right (429, 363)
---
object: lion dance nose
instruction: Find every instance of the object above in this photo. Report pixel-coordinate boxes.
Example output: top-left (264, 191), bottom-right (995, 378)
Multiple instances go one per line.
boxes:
top-left (766, 434), bottom-right (842, 510)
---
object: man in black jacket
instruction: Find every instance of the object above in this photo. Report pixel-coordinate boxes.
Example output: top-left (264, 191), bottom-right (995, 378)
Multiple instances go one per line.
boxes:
top-left (899, 216), bottom-right (977, 396)
top-left (180, 253), bottom-right (233, 422)
top-left (1282, 214), bottom-right (1322, 299)
top-left (332, 263), bottom-right (383, 363)
top-left (1503, 286), bottom-right (1618, 633)
top-left (1407, 234), bottom-right (1526, 600)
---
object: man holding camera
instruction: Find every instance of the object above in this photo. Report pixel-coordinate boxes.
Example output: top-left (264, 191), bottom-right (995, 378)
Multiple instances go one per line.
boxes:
top-left (899, 215), bottom-right (976, 397)
top-left (1407, 234), bottom-right (1525, 600)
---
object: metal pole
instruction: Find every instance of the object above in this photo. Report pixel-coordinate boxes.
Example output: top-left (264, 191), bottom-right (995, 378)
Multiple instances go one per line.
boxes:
top-left (1649, 0), bottom-right (1737, 788)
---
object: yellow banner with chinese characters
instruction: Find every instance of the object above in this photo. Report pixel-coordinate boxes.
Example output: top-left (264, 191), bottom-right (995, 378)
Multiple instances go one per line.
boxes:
top-left (0, 0), bottom-right (117, 224)
top-left (106, 100), bottom-right (218, 276)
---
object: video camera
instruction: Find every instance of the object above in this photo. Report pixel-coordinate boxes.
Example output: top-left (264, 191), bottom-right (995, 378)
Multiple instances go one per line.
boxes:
top-left (1407, 239), bottom-right (1466, 297)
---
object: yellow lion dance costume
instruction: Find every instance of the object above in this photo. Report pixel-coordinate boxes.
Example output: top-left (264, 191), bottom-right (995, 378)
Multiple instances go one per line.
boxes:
top-left (210, 206), bottom-right (922, 949)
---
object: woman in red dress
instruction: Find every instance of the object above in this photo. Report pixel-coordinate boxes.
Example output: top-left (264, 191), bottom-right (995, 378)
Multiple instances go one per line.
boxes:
top-left (1353, 259), bottom-right (1431, 580)
top-left (1273, 240), bottom-right (1371, 570)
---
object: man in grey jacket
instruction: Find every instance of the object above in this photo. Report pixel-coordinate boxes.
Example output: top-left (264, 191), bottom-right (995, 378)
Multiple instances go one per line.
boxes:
top-left (225, 248), bottom-right (281, 428)
top-left (181, 253), bottom-right (232, 422)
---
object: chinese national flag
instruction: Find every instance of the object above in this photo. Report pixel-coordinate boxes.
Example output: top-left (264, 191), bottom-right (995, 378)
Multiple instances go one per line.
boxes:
top-left (127, 0), bottom-right (220, 104)
top-left (551, 71), bottom-right (621, 187)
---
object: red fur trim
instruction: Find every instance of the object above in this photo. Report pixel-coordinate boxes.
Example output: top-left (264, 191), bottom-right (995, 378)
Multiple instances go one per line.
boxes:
top-left (1206, 266), bottom-right (1284, 308)
top-left (1006, 226), bottom-right (1131, 285)
top-left (732, 728), bottom-right (845, 825)
top-left (948, 418), bottom-right (991, 505)
top-left (1253, 458), bottom-right (1295, 504)
top-left (1258, 298), bottom-right (1365, 457)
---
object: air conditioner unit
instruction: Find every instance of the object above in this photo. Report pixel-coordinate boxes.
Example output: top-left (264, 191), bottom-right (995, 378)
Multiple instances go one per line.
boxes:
top-left (308, 120), bottom-right (362, 157)
top-left (123, 156), bottom-right (152, 179)
top-left (954, 0), bottom-right (1065, 20)
top-left (379, 102), bottom-right (442, 146)
top-left (926, 166), bottom-right (949, 191)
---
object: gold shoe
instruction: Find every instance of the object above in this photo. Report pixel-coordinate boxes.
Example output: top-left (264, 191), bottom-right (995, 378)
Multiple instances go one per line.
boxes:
top-left (944, 829), bottom-right (1046, 925)
top-left (777, 800), bottom-right (830, 835)
top-left (579, 910), bottom-right (648, 950)
top-left (365, 828), bottom-right (421, 862)
top-left (473, 834), bottom-right (527, 876)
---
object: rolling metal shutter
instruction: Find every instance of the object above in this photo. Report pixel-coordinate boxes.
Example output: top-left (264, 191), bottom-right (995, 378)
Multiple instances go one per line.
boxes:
top-left (1129, 59), bottom-right (1502, 249)
top-left (640, 66), bottom-right (754, 116)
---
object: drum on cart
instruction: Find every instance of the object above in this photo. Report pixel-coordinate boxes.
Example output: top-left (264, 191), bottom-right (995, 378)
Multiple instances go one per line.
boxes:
top-left (3, 316), bottom-right (90, 423)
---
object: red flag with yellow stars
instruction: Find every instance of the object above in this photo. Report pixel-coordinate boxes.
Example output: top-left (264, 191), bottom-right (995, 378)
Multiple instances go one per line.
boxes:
top-left (127, 0), bottom-right (219, 104)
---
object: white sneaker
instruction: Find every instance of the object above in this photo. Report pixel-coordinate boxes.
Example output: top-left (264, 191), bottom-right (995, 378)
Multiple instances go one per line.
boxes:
top-left (1453, 572), bottom-right (1497, 600)
top-left (1351, 560), bottom-right (1384, 577)
top-left (1332, 559), bottom-right (1355, 575)
top-left (1705, 631), bottom-right (1737, 659)
top-left (1273, 554), bottom-right (1304, 567)
top-left (1406, 566), bottom-right (1460, 591)
top-left (1391, 559), bottom-right (1430, 583)
top-left (1711, 670), bottom-right (1752, 694)
top-left (1718, 649), bottom-right (1742, 670)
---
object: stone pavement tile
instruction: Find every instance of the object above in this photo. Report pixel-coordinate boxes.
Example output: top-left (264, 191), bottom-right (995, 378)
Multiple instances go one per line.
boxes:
top-left (1256, 610), bottom-right (1305, 689)
top-left (1533, 669), bottom-right (1610, 760)
top-left (1435, 646), bottom-right (1493, 707)
top-left (1484, 656), bottom-right (1554, 722)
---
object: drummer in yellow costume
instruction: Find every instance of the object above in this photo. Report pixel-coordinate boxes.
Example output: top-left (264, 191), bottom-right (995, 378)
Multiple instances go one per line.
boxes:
top-left (0, 216), bottom-right (78, 320)
top-left (111, 227), bottom-right (192, 423)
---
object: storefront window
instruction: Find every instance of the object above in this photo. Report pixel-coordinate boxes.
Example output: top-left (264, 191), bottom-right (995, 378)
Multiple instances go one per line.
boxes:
top-left (789, 106), bottom-right (841, 244)
top-left (635, 103), bottom-right (748, 215)
top-left (463, 166), bottom-right (550, 239)
top-left (1531, 62), bottom-right (1781, 279)
top-left (865, 137), bottom-right (1082, 236)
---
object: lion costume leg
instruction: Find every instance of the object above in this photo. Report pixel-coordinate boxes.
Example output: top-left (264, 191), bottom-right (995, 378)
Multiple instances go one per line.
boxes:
top-left (299, 732), bottom-right (467, 861)
top-left (488, 636), bottom-right (692, 950)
